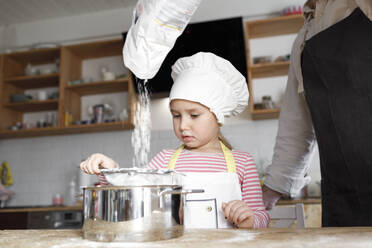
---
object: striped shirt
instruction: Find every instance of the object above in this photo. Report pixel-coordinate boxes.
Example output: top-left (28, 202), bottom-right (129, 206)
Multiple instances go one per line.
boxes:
top-left (148, 149), bottom-right (269, 228)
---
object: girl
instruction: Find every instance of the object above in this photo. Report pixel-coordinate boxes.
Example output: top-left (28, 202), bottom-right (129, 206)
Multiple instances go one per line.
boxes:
top-left (81, 52), bottom-right (269, 228)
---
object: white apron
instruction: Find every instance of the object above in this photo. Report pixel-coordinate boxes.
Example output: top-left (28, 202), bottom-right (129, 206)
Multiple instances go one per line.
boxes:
top-left (168, 141), bottom-right (242, 228)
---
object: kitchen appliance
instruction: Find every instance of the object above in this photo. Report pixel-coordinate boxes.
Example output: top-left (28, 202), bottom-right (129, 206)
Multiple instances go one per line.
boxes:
top-left (83, 185), bottom-right (203, 242)
top-left (28, 210), bottom-right (82, 229)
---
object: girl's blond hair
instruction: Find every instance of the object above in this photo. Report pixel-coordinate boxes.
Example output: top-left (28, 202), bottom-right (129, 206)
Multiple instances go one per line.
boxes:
top-left (218, 132), bottom-right (233, 150)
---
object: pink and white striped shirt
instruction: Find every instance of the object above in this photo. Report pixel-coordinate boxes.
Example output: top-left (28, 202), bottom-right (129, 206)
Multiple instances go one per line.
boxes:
top-left (148, 149), bottom-right (269, 228)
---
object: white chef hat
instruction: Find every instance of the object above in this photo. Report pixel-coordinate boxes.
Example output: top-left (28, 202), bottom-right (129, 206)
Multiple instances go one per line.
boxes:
top-left (169, 52), bottom-right (248, 124)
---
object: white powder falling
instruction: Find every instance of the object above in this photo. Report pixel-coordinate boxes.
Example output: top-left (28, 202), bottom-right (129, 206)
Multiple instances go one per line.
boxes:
top-left (131, 78), bottom-right (152, 168)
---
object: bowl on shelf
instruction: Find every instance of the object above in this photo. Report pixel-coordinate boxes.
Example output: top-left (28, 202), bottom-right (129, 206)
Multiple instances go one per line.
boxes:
top-left (10, 94), bottom-right (32, 103)
top-left (253, 56), bottom-right (272, 64)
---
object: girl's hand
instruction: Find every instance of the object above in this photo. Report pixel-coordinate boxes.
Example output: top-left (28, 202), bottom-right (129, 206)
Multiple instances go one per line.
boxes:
top-left (222, 200), bottom-right (255, 229)
top-left (80, 153), bottom-right (119, 175)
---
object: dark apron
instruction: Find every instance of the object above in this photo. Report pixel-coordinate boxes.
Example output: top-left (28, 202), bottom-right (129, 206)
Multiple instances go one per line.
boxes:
top-left (301, 8), bottom-right (372, 227)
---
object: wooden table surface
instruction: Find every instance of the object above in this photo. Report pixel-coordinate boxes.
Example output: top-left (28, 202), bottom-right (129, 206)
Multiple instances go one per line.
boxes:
top-left (0, 206), bottom-right (83, 213)
top-left (1, 227), bottom-right (372, 248)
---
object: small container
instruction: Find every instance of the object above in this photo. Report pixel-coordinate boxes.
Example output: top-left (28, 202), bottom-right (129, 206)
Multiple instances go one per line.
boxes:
top-left (93, 104), bottom-right (104, 123)
top-left (65, 179), bottom-right (77, 206)
top-left (253, 56), bottom-right (272, 64)
top-left (53, 194), bottom-right (63, 206)
top-left (262, 95), bottom-right (275, 109)
top-left (38, 91), bottom-right (47, 101)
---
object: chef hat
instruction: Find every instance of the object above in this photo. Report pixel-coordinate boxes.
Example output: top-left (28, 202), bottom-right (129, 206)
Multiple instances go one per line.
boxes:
top-left (169, 52), bottom-right (248, 124)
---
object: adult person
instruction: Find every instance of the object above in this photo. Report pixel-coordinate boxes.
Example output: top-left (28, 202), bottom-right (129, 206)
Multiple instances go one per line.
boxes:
top-left (262, 0), bottom-right (372, 227)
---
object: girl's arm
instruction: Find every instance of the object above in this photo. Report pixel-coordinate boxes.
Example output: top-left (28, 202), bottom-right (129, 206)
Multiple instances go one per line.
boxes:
top-left (240, 154), bottom-right (270, 228)
top-left (80, 153), bottom-right (119, 186)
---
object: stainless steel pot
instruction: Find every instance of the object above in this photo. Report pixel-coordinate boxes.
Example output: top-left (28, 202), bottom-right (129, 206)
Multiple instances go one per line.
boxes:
top-left (83, 185), bottom-right (203, 242)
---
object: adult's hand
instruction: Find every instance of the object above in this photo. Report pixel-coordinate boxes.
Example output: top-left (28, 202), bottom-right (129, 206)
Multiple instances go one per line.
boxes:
top-left (262, 185), bottom-right (282, 210)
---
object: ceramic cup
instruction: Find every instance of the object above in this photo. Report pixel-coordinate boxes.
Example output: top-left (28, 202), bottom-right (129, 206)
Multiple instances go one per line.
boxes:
top-left (38, 91), bottom-right (47, 101)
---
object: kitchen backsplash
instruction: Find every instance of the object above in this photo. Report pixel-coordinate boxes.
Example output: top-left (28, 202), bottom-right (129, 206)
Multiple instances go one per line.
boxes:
top-left (0, 119), bottom-right (320, 206)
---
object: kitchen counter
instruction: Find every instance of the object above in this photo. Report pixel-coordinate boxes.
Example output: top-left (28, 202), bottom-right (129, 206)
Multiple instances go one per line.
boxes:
top-left (1, 227), bottom-right (372, 248)
top-left (0, 205), bottom-right (82, 213)
top-left (0, 198), bottom-right (322, 213)
top-left (277, 197), bottom-right (321, 205)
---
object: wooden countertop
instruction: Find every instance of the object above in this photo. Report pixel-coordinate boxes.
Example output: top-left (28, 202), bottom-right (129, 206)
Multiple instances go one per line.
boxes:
top-left (1, 227), bottom-right (372, 248)
top-left (277, 197), bottom-right (321, 205)
top-left (0, 205), bottom-right (82, 213)
top-left (0, 198), bottom-right (322, 213)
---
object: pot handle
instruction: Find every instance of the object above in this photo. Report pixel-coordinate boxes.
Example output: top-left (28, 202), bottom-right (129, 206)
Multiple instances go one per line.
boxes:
top-left (159, 189), bottom-right (204, 197)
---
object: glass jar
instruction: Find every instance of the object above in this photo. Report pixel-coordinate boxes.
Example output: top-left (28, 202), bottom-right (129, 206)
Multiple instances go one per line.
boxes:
top-left (262, 95), bottom-right (275, 109)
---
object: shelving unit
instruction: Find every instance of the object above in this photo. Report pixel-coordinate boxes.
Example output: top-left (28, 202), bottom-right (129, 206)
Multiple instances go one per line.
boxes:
top-left (60, 39), bottom-right (134, 130)
top-left (4, 99), bottom-right (59, 112)
top-left (245, 14), bottom-right (304, 120)
top-left (65, 77), bottom-right (129, 96)
top-left (0, 38), bottom-right (135, 139)
top-left (250, 61), bottom-right (290, 79)
top-left (5, 73), bottom-right (59, 89)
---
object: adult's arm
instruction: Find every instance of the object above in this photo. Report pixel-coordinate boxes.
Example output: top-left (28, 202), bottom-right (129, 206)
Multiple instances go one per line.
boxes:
top-left (264, 63), bottom-right (317, 201)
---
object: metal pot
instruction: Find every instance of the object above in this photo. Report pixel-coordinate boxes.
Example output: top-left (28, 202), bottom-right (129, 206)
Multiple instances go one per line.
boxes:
top-left (82, 185), bottom-right (203, 242)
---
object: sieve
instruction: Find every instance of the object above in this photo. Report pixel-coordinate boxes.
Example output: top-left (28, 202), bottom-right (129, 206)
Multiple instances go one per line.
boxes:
top-left (100, 167), bottom-right (183, 186)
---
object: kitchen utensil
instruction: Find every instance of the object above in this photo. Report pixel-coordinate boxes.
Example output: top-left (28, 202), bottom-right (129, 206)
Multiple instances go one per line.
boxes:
top-left (37, 91), bottom-right (47, 101)
top-left (83, 185), bottom-right (203, 242)
top-left (253, 56), bottom-right (272, 64)
top-left (40, 68), bottom-right (53, 75)
top-left (52, 194), bottom-right (63, 206)
top-left (92, 104), bottom-right (104, 123)
top-left (101, 167), bottom-right (180, 186)
top-left (101, 67), bottom-right (115, 81)
top-left (262, 95), bottom-right (275, 109)
top-left (10, 94), bottom-right (32, 103)
top-left (0, 161), bottom-right (13, 187)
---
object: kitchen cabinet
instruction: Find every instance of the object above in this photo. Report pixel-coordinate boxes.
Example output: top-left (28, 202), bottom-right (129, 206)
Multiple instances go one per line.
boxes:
top-left (0, 206), bottom-right (82, 229)
top-left (245, 15), bottom-right (304, 120)
top-left (0, 39), bottom-right (136, 139)
top-left (0, 212), bottom-right (28, 229)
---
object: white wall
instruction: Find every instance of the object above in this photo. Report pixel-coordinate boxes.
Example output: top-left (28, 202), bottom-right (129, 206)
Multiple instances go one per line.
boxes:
top-left (0, 0), bottom-right (321, 207)
top-left (0, 0), bottom-right (305, 50)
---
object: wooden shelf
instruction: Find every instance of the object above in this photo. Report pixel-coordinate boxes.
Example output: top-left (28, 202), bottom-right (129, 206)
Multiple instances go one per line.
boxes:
top-left (251, 108), bottom-right (280, 120)
top-left (246, 14), bottom-right (304, 38)
top-left (0, 121), bottom-right (133, 139)
top-left (0, 39), bottom-right (134, 139)
top-left (251, 61), bottom-right (290, 78)
top-left (4, 99), bottom-right (58, 112)
top-left (246, 15), bottom-right (304, 120)
top-left (5, 73), bottom-right (59, 89)
top-left (65, 77), bottom-right (129, 96)
top-left (65, 39), bottom-right (123, 59)
top-left (64, 121), bottom-right (133, 133)
top-left (6, 47), bottom-right (60, 64)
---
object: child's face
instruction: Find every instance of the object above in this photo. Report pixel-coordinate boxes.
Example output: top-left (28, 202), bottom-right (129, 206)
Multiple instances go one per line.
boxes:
top-left (170, 99), bottom-right (220, 151)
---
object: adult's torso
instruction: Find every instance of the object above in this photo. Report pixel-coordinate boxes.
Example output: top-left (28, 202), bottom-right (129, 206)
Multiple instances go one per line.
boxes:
top-left (301, 7), bottom-right (372, 226)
